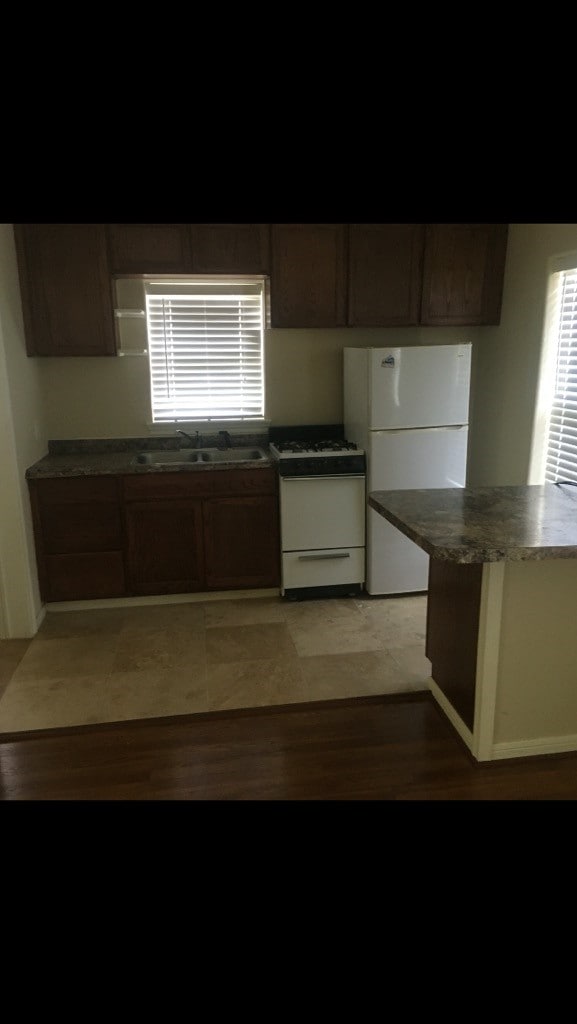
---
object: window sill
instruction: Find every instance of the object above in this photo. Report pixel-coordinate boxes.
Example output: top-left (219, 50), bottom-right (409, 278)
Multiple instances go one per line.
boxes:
top-left (146, 419), bottom-right (271, 436)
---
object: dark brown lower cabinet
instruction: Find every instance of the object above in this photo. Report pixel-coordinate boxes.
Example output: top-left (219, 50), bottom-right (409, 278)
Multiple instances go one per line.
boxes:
top-left (125, 471), bottom-right (280, 593)
top-left (29, 468), bottom-right (281, 601)
top-left (125, 500), bottom-right (205, 595)
top-left (203, 495), bottom-right (280, 589)
top-left (425, 559), bottom-right (483, 731)
top-left (28, 476), bottom-right (126, 601)
top-left (123, 469), bottom-right (280, 593)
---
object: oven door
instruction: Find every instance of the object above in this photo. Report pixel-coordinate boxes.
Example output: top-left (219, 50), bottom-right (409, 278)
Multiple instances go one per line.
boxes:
top-left (279, 475), bottom-right (366, 551)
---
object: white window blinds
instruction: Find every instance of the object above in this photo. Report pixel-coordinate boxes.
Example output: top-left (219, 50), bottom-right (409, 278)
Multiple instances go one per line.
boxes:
top-left (145, 280), bottom-right (265, 423)
top-left (546, 269), bottom-right (577, 483)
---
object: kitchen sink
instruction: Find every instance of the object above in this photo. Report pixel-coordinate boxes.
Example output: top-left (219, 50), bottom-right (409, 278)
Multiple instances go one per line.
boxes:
top-left (134, 451), bottom-right (208, 466)
top-left (134, 448), bottom-right (267, 466)
top-left (197, 448), bottom-right (267, 462)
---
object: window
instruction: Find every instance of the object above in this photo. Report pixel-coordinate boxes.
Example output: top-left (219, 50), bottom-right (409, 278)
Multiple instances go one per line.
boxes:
top-left (144, 278), bottom-right (265, 424)
top-left (543, 265), bottom-right (577, 483)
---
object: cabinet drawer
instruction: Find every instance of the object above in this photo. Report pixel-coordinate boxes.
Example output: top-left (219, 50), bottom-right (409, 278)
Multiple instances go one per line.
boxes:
top-left (31, 477), bottom-right (123, 554)
top-left (44, 552), bottom-right (126, 601)
top-left (33, 476), bottom-right (120, 505)
top-left (41, 502), bottom-right (123, 554)
top-left (282, 547), bottom-right (365, 590)
top-left (209, 468), bottom-right (277, 495)
top-left (123, 472), bottom-right (215, 501)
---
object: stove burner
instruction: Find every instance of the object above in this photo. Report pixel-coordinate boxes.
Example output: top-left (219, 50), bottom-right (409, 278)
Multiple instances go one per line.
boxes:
top-left (273, 439), bottom-right (359, 455)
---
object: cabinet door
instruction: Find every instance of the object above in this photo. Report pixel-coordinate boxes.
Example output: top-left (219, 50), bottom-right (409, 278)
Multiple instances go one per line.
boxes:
top-left (270, 224), bottom-right (346, 327)
top-left (107, 223), bottom-right (191, 273)
top-left (348, 224), bottom-right (424, 326)
top-left (420, 224), bottom-right (508, 326)
top-left (190, 224), bottom-right (270, 273)
top-left (14, 224), bottom-right (116, 356)
top-left (203, 495), bottom-right (280, 589)
top-left (125, 500), bottom-right (205, 594)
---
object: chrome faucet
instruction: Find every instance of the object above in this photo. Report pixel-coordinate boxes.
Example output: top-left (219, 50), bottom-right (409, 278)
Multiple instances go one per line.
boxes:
top-left (177, 429), bottom-right (201, 448)
top-left (218, 430), bottom-right (232, 449)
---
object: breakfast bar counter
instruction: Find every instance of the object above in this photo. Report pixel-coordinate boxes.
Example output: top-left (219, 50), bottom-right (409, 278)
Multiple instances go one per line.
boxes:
top-left (369, 484), bottom-right (577, 762)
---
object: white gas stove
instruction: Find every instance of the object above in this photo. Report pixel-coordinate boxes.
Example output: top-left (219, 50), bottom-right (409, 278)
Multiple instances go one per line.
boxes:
top-left (269, 429), bottom-right (366, 598)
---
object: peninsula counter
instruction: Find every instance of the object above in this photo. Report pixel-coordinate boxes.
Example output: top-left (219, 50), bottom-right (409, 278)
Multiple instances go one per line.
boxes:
top-left (369, 484), bottom-right (577, 762)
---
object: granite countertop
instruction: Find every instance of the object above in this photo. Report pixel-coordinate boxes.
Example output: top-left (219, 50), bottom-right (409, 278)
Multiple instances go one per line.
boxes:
top-left (25, 436), bottom-right (275, 479)
top-left (368, 484), bottom-right (577, 563)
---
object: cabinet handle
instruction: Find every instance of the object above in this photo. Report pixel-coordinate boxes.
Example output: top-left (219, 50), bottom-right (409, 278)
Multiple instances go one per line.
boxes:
top-left (298, 552), bottom-right (351, 561)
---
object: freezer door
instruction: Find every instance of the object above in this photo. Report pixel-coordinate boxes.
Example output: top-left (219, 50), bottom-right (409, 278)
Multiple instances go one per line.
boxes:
top-left (366, 426), bottom-right (468, 595)
top-left (369, 344), bottom-right (471, 429)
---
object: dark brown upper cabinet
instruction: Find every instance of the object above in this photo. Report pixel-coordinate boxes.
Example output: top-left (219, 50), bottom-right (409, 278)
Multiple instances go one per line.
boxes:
top-left (270, 224), bottom-right (347, 327)
top-left (15, 223), bottom-right (510, 359)
top-left (420, 224), bottom-right (509, 326)
top-left (348, 224), bottom-right (425, 326)
top-left (14, 224), bottom-right (117, 357)
top-left (107, 224), bottom-right (192, 274)
top-left (189, 224), bottom-right (270, 273)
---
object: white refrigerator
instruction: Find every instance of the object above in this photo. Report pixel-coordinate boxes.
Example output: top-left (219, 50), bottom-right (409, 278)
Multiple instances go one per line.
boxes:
top-left (343, 343), bottom-right (472, 595)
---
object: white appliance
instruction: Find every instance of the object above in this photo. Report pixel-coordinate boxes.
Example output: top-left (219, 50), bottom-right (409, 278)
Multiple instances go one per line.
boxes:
top-left (269, 434), bottom-right (366, 598)
top-left (343, 343), bottom-right (472, 595)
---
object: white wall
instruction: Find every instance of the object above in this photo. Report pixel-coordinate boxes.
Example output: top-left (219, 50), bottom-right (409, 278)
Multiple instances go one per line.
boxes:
top-left (467, 223), bottom-right (577, 486)
top-left (40, 324), bottom-right (481, 437)
top-left (265, 326), bottom-right (483, 426)
top-left (0, 225), bottom-right (47, 637)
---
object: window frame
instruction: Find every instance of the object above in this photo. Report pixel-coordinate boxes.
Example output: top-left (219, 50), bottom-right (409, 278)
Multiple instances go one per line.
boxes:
top-left (530, 253), bottom-right (577, 485)
top-left (143, 275), bottom-right (267, 428)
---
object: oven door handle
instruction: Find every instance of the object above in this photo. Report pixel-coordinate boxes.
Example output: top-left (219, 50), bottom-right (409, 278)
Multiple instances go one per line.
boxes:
top-left (298, 552), bottom-right (351, 561)
top-left (281, 474), bottom-right (366, 482)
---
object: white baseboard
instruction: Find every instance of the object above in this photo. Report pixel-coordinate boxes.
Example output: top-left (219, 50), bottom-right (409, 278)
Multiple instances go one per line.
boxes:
top-left (34, 603), bottom-right (47, 632)
top-left (431, 678), bottom-right (577, 762)
top-left (429, 678), bottom-right (475, 755)
top-left (493, 734), bottom-right (577, 760)
top-left (45, 588), bottom-right (281, 613)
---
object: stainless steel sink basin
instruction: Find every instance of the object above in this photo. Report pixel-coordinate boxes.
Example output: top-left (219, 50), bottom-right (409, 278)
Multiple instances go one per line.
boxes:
top-left (134, 451), bottom-right (209, 466)
top-left (134, 447), bottom-right (267, 466)
top-left (196, 448), bottom-right (267, 462)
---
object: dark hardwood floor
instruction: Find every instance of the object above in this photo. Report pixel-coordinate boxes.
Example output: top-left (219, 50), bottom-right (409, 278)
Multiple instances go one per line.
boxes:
top-left (2, 692), bottom-right (577, 800)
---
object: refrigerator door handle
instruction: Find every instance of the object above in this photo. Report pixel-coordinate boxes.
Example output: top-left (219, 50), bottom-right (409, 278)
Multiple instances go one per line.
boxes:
top-left (370, 424), bottom-right (468, 435)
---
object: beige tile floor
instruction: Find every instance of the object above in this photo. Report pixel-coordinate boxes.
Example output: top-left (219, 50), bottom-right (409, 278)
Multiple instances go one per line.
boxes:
top-left (0, 593), bottom-right (430, 735)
